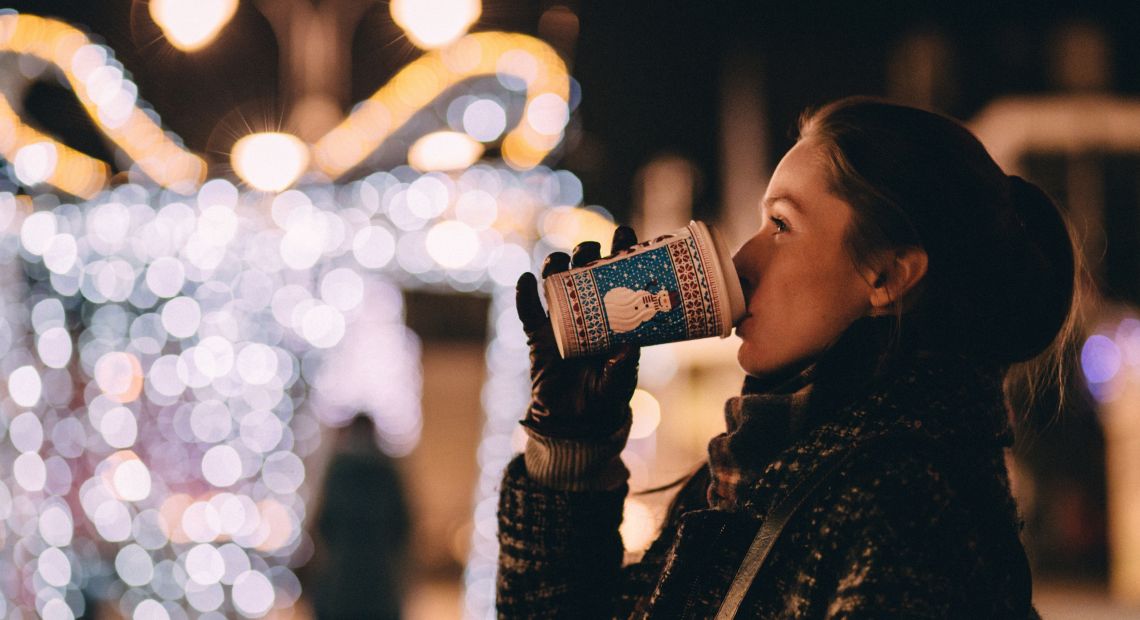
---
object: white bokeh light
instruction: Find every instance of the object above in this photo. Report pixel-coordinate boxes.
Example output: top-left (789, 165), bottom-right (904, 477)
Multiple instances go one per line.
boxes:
top-left (231, 132), bottom-right (309, 193)
top-left (161, 296), bottom-right (202, 338)
top-left (240, 410), bottom-right (284, 454)
top-left (194, 336), bottom-right (235, 379)
top-left (185, 543), bottom-right (225, 585)
top-left (9, 412), bottom-right (44, 453)
top-left (37, 547), bottom-right (72, 588)
top-left (14, 452), bottom-right (46, 491)
top-left (261, 452), bottom-right (305, 495)
top-left (462, 98), bottom-right (508, 142)
top-left (100, 406), bottom-right (139, 449)
top-left (182, 501), bottom-right (222, 544)
top-left (426, 220), bottom-right (479, 268)
top-left (320, 268), bottom-right (365, 311)
top-left (94, 500), bottom-right (133, 542)
top-left (190, 400), bottom-right (232, 443)
top-left (39, 502), bottom-right (75, 547)
top-left (43, 234), bottom-right (78, 274)
top-left (235, 344), bottom-right (278, 385)
top-left (146, 256), bottom-right (186, 298)
top-left (352, 225), bottom-right (396, 269)
top-left (526, 93), bottom-right (570, 135)
top-left (40, 598), bottom-right (74, 620)
top-left (201, 445), bottom-right (242, 487)
top-left (112, 456), bottom-right (153, 502)
top-left (232, 569), bottom-right (275, 617)
top-left (133, 599), bottom-right (170, 620)
top-left (390, 0), bottom-right (481, 49)
top-left (13, 142), bottom-right (58, 186)
top-left (116, 543), bottom-right (155, 587)
top-left (37, 327), bottom-right (74, 368)
top-left (150, 0), bottom-right (238, 51)
top-left (8, 365), bottom-right (43, 407)
top-left (300, 304), bottom-right (346, 349)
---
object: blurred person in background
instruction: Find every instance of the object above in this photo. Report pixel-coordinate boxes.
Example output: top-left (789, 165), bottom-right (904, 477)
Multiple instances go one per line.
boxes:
top-left (498, 97), bottom-right (1077, 618)
top-left (306, 413), bottom-right (411, 620)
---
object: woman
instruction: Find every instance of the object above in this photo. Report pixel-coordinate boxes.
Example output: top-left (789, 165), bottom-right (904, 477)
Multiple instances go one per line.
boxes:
top-left (498, 97), bottom-right (1076, 618)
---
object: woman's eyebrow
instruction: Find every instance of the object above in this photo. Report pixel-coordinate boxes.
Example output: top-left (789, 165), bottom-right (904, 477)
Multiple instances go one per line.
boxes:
top-left (762, 194), bottom-right (804, 213)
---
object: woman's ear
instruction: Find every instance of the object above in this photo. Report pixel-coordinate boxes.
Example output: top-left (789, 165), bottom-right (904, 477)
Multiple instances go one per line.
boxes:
top-left (867, 246), bottom-right (928, 312)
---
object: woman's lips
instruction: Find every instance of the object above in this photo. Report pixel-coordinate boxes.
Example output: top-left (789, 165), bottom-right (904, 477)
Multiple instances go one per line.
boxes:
top-left (734, 313), bottom-right (753, 333)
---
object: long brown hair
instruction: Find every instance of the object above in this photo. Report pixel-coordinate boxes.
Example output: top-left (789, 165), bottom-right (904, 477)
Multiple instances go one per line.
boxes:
top-left (798, 97), bottom-right (1081, 409)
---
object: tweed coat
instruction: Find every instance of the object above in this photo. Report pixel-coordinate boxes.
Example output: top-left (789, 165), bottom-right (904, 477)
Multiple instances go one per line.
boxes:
top-left (496, 337), bottom-right (1038, 619)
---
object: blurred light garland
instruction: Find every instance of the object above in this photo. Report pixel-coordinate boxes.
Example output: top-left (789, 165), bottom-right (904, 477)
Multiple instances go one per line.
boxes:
top-left (0, 12), bottom-right (571, 197)
top-left (0, 12), bottom-right (207, 196)
top-left (0, 8), bottom-right (591, 620)
top-left (0, 164), bottom-right (611, 619)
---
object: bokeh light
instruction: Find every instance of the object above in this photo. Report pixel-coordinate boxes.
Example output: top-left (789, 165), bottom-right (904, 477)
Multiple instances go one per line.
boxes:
top-left (1082, 317), bottom-right (1140, 404)
top-left (1083, 334), bottom-right (1122, 385)
top-left (149, 0), bottom-right (239, 52)
top-left (232, 133), bottom-right (310, 193)
top-left (390, 0), bottom-right (482, 49)
top-left (0, 14), bottom-right (207, 195)
top-left (0, 10), bottom-right (586, 619)
top-left (0, 160), bottom-right (588, 615)
top-left (619, 498), bottom-right (657, 553)
top-left (629, 389), bottom-right (662, 440)
top-left (409, 131), bottom-right (485, 172)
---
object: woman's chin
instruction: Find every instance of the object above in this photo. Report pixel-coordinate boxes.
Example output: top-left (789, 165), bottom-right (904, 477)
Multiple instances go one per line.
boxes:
top-left (736, 342), bottom-right (769, 376)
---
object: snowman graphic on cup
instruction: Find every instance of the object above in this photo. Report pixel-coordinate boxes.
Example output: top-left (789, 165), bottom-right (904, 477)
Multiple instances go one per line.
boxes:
top-left (602, 286), bottom-right (682, 333)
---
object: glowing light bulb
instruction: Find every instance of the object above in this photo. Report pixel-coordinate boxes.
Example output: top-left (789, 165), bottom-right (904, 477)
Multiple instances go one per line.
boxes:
top-left (149, 0), bottom-right (238, 52)
top-left (390, 0), bottom-right (482, 49)
top-left (231, 133), bottom-right (310, 193)
top-left (408, 131), bottom-right (484, 172)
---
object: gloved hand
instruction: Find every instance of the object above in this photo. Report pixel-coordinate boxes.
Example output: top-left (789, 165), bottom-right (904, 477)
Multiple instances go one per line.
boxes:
top-left (515, 226), bottom-right (641, 439)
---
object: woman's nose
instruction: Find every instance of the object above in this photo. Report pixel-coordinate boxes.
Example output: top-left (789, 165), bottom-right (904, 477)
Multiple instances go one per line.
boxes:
top-left (732, 235), bottom-right (762, 298)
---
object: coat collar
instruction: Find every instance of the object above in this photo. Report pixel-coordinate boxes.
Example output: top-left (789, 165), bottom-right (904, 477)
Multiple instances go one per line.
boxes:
top-left (709, 317), bottom-right (1011, 511)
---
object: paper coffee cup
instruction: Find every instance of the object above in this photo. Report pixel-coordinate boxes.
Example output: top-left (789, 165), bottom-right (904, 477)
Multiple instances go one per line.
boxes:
top-left (544, 221), bottom-right (746, 358)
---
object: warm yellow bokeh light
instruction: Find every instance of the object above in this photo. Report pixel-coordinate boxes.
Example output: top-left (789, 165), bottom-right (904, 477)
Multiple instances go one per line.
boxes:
top-left (231, 132), bottom-right (310, 193)
top-left (619, 498), bottom-right (657, 553)
top-left (149, 0), bottom-right (238, 52)
top-left (408, 131), bottom-right (485, 172)
top-left (629, 389), bottom-right (662, 440)
top-left (313, 32), bottom-right (570, 179)
top-left (390, 0), bottom-right (482, 49)
top-left (0, 14), bottom-right (206, 195)
top-left (540, 206), bottom-right (617, 252)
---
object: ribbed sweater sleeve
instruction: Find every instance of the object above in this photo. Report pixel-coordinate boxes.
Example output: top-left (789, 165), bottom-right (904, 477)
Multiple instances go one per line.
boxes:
top-left (522, 420), bottom-right (631, 491)
top-left (496, 455), bottom-right (627, 618)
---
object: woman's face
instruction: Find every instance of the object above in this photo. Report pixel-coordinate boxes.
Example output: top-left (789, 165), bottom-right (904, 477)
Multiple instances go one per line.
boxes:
top-left (733, 138), bottom-right (876, 377)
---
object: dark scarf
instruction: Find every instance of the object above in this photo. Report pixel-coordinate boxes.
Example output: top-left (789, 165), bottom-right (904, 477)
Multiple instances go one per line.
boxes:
top-left (707, 317), bottom-right (1011, 510)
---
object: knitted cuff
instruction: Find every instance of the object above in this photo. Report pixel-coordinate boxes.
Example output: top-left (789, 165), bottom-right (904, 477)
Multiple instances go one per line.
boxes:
top-left (523, 420), bottom-right (631, 491)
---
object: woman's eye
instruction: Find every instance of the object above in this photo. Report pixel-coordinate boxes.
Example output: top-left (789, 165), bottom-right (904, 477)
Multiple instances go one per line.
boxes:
top-left (769, 216), bottom-right (788, 233)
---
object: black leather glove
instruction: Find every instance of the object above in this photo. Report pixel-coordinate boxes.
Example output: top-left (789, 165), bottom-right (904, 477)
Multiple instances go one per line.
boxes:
top-left (515, 226), bottom-right (641, 439)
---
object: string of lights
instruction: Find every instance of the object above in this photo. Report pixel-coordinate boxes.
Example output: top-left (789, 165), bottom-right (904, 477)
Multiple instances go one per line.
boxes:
top-left (0, 6), bottom-right (665, 619)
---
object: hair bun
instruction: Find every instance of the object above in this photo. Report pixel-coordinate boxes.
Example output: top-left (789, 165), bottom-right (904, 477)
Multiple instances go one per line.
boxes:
top-left (995, 175), bottom-right (1075, 362)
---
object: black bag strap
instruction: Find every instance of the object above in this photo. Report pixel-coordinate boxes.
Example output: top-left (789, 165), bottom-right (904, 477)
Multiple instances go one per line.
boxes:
top-left (713, 442), bottom-right (862, 620)
top-left (714, 432), bottom-right (1032, 619)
